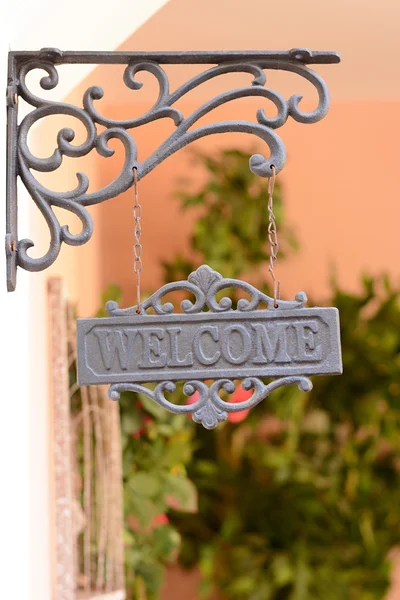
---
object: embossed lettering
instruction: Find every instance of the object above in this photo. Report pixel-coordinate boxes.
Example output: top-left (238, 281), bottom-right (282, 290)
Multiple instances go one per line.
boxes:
top-left (166, 327), bottom-right (194, 367)
top-left (193, 325), bottom-right (221, 365)
top-left (221, 324), bottom-right (252, 365)
top-left (293, 321), bottom-right (322, 362)
top-left (251, 323), bottom-right (291, 364)
top-left (137, 328), bottom-right (167, 368)
top-left (79, 307), bottom-right (341, 386)
top-left (94, 329), bottom-right (137, 370)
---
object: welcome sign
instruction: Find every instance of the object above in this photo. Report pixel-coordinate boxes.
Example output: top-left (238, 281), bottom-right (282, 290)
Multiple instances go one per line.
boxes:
top-left (76, 265), bottom-right (342, 429)
top-left (77, 308), bottom-right (342, 385)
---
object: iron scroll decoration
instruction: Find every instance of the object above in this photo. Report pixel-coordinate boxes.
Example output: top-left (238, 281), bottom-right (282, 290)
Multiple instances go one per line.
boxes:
top-left (6, 47), bottom-right (340, 291)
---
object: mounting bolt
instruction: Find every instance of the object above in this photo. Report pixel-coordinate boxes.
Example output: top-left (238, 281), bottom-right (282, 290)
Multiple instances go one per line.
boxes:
top-left (6, 85), bottom-right (18, 108)
top-left (5, 234), bottom-right (17, 256)
top-left (289, 48), bottom-right (312, 63)
top-left (39, 47), bottom-right (63, 62)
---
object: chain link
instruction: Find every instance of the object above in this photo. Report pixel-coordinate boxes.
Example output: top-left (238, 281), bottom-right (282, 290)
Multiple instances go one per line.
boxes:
top-left (132, 167), bottom-right (142, 313)
top-left (267, 165), bottom-right (280, 308)
top-left (132, 166), bottom-right (278, 311)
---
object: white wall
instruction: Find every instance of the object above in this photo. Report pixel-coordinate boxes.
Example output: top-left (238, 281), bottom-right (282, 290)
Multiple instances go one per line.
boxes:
top-left (0, 2), bottom-right (169, 598)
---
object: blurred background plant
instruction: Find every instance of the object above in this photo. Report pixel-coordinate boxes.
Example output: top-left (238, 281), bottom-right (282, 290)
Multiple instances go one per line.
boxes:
top-left (163, 148), bottom-right (297, 284)
top-left (163, 149), bottom-right (400, 600)
top-left (116, 377), bottom-right (197, 599)
top-left (99, 148), bottom-right (400, 599)
top-left (172, 274), bottom-right (400, 600)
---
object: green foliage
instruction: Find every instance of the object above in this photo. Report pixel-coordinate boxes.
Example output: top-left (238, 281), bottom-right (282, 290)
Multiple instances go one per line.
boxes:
top-left (120, 390), bottom-right (196, 598)
top-left (107, 147), bottom-right (400, 599)
top-left (117, 383), bottom-right (197, 599)
top-left (163, 149), bottom-right (297, 282)
top-left (161, 148), bottom-right (400, 599)
top-left (173, 277), bottom-right (400, 599)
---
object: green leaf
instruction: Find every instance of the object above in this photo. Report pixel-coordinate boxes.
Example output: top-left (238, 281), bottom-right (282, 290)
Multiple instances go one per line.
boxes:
top-left (160, 433), bottom-right (193, 467)
top-left (129, 472), bottom-right (162, 498)
top-left (164, 473), bottom-right (198, 513)
top-left (271, 554), bottom-right (294, 587)
top-left (139, 393), bottom-right (168, 421)
top-left (129, 494), bottom-right (162, 529)
top-left (153, 524), bottom-right (181, 561)
top-left (301, 410), bottom-right (330, 435)
top-left (121, 410), bottom-right (143, 436)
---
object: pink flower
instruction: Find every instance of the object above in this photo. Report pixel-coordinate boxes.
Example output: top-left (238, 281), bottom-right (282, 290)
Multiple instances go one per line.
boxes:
top-left (186, 391), bottom-right (200, 405)
top-left (228, 385), bottom-right (252, 423)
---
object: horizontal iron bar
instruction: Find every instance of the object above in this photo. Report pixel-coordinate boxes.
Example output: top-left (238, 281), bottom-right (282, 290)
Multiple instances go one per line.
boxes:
top-left (10, 48), bottom-right (341, 66)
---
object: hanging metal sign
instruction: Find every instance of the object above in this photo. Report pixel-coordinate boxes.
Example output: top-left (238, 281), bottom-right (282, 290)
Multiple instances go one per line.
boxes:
top-left (77, 265), bottom-right (342, 429)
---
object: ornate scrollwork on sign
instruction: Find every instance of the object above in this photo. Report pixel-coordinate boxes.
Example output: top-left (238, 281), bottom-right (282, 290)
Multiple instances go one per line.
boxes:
top-left (77, 265), bottom-right (343, 429)
top-left (105, 264), bottom-right (307, 316)
top-left (108, 377), bottom-right (313, 430)
top-left (6, 48), bottom-right (340, 289)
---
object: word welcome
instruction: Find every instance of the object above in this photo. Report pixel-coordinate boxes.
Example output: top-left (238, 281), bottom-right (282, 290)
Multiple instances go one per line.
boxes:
top-left (77, 309), bottom-right (341, 385)
top-left (95, 321), bottom-right (321, 371)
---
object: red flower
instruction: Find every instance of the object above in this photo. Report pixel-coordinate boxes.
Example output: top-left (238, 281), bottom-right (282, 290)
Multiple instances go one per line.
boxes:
top-left (227, 385), bottom-right (252, 423)
top-left (186, 385), bottom-right (251, 424)
top-left (152, 513), bottom-right (169, 527)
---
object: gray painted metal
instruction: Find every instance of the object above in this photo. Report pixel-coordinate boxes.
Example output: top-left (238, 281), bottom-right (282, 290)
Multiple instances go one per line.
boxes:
top-left (77, 265), bottom-right (342, 429)
top-left (6, 47), bottom-right (340, 290)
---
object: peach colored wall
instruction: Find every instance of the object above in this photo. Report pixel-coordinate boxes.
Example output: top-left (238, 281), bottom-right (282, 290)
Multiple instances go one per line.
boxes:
top-left (85, 98), bottom-right (400, 309)
top-left (114, 0), bottom-right (400, 104)
top-left (47, 92), bottom-right (399, 312)
top-left (51, 0), bottom-right (400, 314)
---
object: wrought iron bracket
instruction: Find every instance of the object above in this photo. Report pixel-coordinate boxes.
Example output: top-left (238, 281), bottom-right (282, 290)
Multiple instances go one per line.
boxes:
top-left (5, 47), bottom-right (340, 291)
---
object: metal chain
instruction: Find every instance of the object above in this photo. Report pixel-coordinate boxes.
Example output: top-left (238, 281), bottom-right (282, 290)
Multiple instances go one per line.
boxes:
top-left (132, 168), bottom-right (142, 313)
top-left (267, 165), bottom-right (280, 308)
